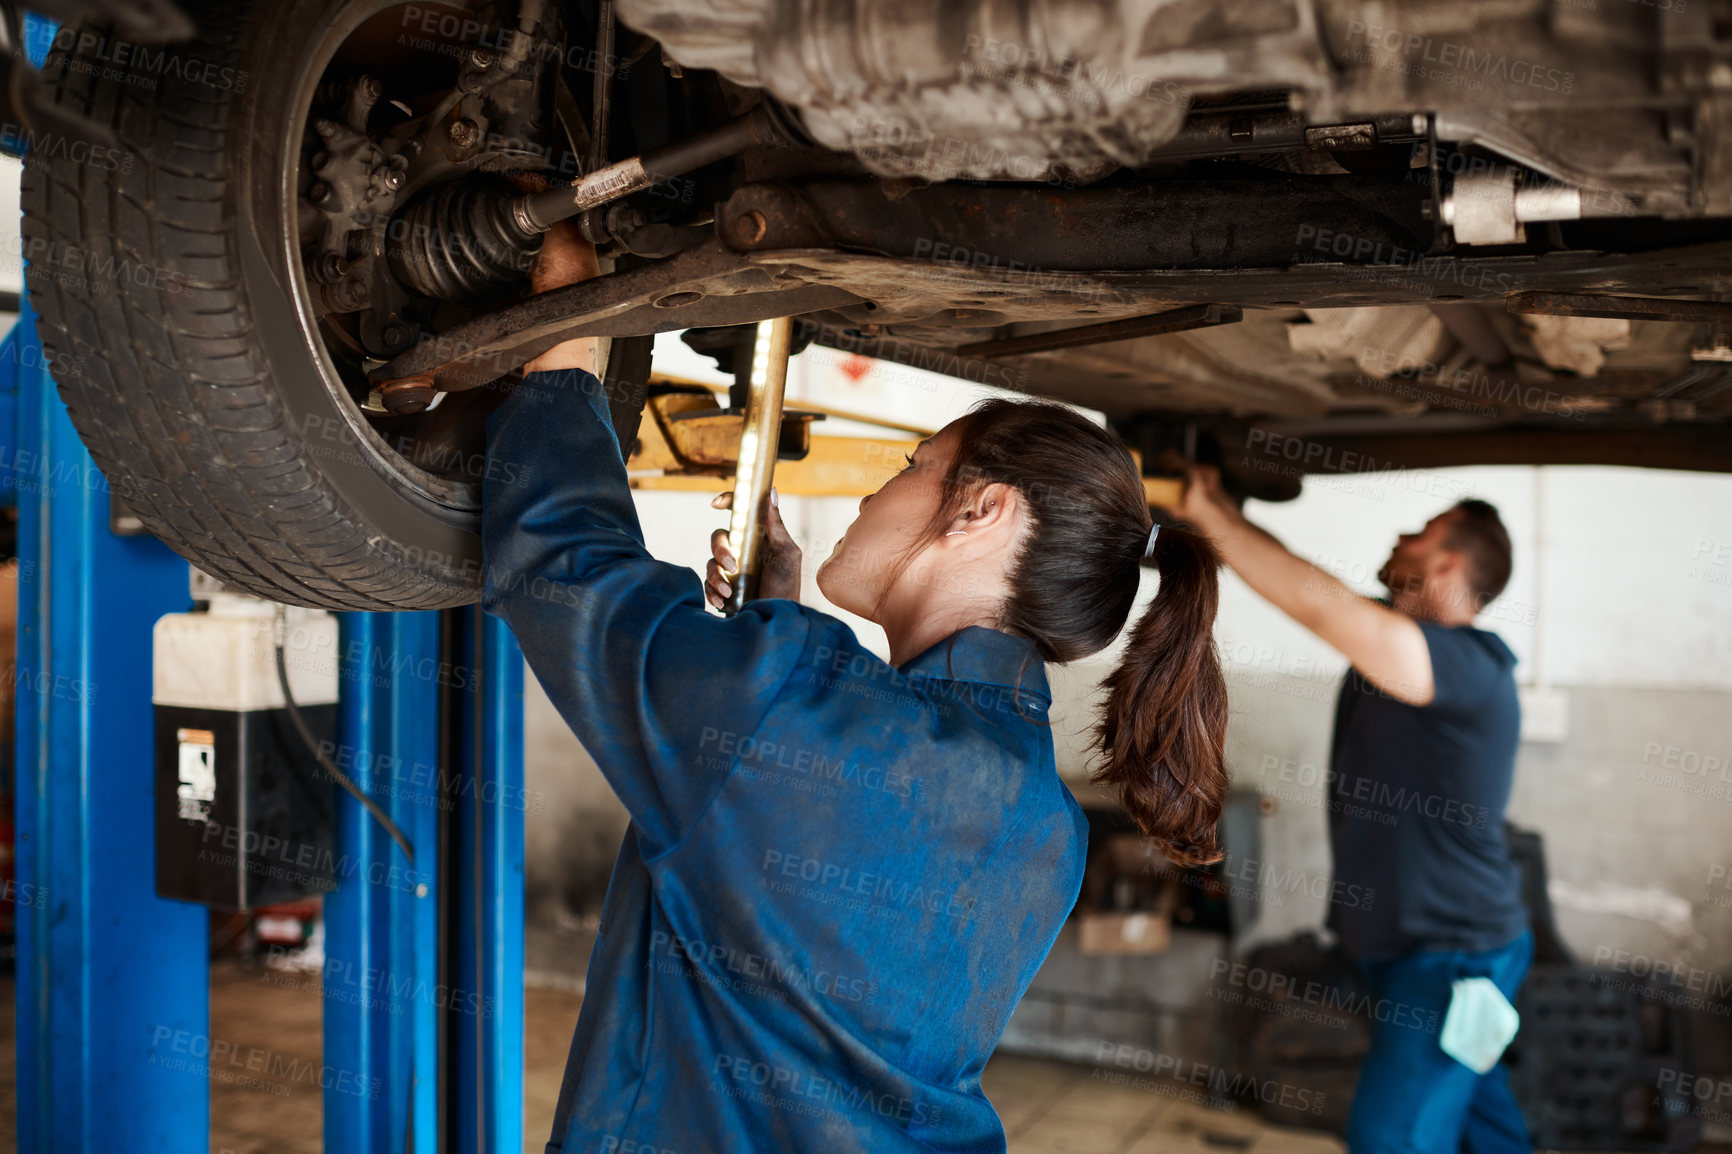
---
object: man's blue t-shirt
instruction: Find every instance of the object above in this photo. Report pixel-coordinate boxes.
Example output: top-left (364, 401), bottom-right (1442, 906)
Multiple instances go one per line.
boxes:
top-left (1326, 620), bottom-right (1528, 962)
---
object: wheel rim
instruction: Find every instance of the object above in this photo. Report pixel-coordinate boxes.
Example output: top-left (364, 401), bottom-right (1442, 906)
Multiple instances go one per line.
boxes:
top-left (275, 1), bottom-right (551, 525)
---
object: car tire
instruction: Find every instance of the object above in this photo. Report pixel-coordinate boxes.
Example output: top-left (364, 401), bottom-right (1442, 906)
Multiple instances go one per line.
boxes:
top-left (21, 0), bottom-right (648, 610)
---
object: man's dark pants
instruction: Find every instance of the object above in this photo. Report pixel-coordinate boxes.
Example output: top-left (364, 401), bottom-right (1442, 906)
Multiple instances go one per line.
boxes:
top-left (1347, 930), bottom-right (1534, 1154)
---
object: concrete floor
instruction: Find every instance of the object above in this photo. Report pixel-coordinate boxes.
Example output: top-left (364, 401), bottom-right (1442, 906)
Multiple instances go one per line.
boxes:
top-left (0, 962), bottom-right (1723, 1153)
top-left (0, 961), bottom-right (1348, 1153)
top-left (203, 960), bottom-right (1353, 1153)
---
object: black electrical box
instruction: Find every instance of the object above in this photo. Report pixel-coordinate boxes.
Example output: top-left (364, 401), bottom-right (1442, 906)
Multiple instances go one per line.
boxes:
top-left (152, 600), bottom-right (339, 909)
top-left (153, 704), bottom-right (337, 909)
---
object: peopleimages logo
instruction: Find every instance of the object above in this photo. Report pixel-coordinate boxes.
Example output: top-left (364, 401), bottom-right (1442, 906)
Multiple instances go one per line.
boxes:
top-left (148, 1026), bottom-right (380, 1099)
top-left (1592, 946), bottom-right (1732, 999)
top-left (1257, 756), bottom-right (1490, 829)
top-left (1094, 1042), bottom-right (1326, 1114)
top-left (1658, 1068), bottom-right (1731, 1117)
top-left (1220, 853), bottom-right (1375, 909)
top-left (697, 727), bottom-right (918, 799)
top-left (1342, 21), bottom-right (1574, 93)
top-left (760, 849), bottom-right (977, 918)
top-left (712, 1053), bottom-right (943, 1126)
top-left (598, 1137), bottom-right (678, 1154)
top-left (649, 929), bottom-right (877, 1004)
top-left (47, 28), bottom-right (249, 92)
top-left (0, 123), bottom-right (132, 173)
top-left (1208, 959), bottom-right (1441, 1031)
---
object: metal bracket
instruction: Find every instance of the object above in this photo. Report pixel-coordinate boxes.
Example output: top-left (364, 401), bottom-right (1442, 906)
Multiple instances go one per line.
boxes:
top-left (957, 303), bottom-right (1242, 358)
top-left (371, 241), bottom-right (859, 390)
top-left (1507, 292), bottom-right (1732, 323)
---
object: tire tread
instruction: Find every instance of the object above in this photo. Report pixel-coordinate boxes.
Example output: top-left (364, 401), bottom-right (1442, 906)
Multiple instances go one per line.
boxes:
top-left (22, 2), bottom-right (473, 609)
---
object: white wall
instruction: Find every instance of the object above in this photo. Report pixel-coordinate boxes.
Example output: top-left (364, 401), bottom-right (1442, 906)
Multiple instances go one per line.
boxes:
top-left (1231, 463), bottom-right (1732, 691)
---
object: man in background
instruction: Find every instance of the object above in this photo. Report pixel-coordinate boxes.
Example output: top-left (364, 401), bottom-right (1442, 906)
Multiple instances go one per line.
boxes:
top-left (1173, 464), bottom-right (1532, 1154)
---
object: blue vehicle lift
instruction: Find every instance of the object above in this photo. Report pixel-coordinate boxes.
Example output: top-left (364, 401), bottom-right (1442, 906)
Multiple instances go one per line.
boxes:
top-left (5, 256), bottom-right (527, 1150)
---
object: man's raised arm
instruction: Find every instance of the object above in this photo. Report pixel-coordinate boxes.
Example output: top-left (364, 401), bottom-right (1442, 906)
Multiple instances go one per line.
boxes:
top-left (1169, 461), bottom-right (1435, 706)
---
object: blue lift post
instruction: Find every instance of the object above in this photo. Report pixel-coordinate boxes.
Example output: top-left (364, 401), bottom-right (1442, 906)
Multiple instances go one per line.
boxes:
top-left (449, 610), bottom-right (526, 1154)
top-left (8, 319), bottom-right (530, 1154)
top-left (7, 305), bottom-right (209, 1147)
top-left (322, 611), bottom-right (444, 1151)
top-left (323, 607), bottom-right (526, 1154)
top-left (10, 15), bottom-right (210, 1146)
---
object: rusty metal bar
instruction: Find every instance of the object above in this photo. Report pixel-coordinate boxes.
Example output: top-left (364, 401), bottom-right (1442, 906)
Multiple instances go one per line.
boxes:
top-left (957, 303), bottom-right (1242, 358)
top-left (1506, 292), bottom-right (1732, 324)
top-left (723, 316), bottom-right (794, 615)
top-left (367, 240), bottom-right (856, 390)
top-left (513, 107), bottom-right (787, 235)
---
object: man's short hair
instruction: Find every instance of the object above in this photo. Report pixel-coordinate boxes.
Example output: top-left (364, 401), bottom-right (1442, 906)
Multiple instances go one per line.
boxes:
top-left (1446, 499), bottom-right (1512, 605)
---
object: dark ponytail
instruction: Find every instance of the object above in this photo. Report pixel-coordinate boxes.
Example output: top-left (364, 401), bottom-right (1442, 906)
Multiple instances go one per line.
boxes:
top-left (904, 399), bottom-right (1229, 866)
top-left (1093, 526), bottom-right (1229, 866)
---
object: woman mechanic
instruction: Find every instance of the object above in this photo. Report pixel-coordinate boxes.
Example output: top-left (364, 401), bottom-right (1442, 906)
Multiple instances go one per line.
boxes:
top-left (482, 222), bottom-right (1230, 1153)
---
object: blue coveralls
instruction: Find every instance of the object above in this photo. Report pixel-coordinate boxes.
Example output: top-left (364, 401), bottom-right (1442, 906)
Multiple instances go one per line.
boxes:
top-left (482, 368), bottom-right (1090, 1153)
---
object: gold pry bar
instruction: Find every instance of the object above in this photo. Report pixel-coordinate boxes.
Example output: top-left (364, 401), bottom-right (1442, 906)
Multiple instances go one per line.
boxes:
top-left (722, 316), bottom-right (794, 616)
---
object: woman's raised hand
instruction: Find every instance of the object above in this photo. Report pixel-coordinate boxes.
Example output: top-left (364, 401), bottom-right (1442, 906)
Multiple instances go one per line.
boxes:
top-left (705, 488), bottom-right (803, 609)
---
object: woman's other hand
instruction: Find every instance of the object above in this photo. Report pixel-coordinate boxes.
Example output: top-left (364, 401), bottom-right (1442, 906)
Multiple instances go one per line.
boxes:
top-left (1158, 452), bottom-right (1241, 537)
top-left (517, 174), bottom-right (603, 374)
top-left (705, 488), bottom-right (802, 608)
